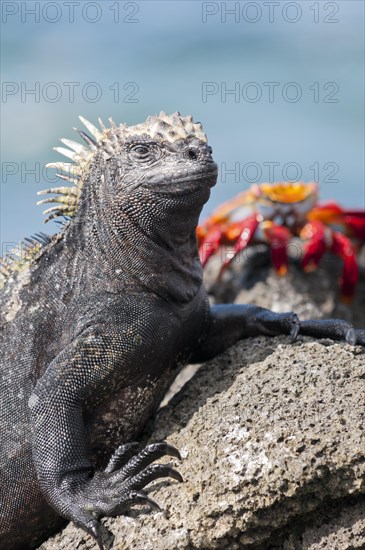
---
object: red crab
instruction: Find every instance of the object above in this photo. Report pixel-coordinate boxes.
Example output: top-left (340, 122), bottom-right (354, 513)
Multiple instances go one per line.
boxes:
top-left (197, 182), bottom-right (365, 302)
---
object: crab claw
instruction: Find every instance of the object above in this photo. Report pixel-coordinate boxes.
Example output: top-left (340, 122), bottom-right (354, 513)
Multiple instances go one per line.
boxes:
top-left (300, 220), bottom-right (327, 272)
top-left (342, 213), bottom-right (365, 241)
top-left (198, 192), bottom-right (254, 267)
top-left (308, 201), bottom-right (344, 223)
top-left (261, 221), bottom-right (291, 276)
top-left (330, 231), bottom-right (359, 302)
top-left (219, 213), bottom-right (259, 273)
top-left (196, 225), bottom-right (207, 248)
top-left (207, 191), bottom-right (251, 226)
top-left (309, 202), bottom-right (365, 241)
top-left (198, 225), bottom-right (226, 266)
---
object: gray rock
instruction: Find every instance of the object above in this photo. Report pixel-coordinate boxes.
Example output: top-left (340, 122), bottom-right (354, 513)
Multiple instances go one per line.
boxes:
top-left (41, 335), bottom-right (365, 549)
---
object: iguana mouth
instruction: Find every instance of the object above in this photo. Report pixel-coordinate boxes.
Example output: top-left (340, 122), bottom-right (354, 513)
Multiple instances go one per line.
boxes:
top-left (147, 165), bottom-right (218, 197)
top-left (176, 166), bottom-right (218, 186)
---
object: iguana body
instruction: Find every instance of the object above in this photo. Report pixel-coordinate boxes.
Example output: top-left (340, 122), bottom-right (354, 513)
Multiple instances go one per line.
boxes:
top-left (1, 113), bottom-right (364, 550)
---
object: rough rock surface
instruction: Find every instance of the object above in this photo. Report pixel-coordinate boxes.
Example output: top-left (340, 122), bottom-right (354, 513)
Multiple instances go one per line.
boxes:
top-left (41, 337), bottom-right (365, 550)
top-left (41, 263), bottom-right (365, 550)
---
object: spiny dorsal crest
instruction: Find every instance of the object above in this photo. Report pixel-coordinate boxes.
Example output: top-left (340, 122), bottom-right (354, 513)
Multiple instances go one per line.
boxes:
top-left (0, 233), bottom-right (53, 289)
top-left (38, 112), bottom-right (207, 223)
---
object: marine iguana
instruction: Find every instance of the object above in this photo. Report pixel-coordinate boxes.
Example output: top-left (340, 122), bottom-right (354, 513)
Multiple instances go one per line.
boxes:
top-left (1, 112), bottom-right (364, 550)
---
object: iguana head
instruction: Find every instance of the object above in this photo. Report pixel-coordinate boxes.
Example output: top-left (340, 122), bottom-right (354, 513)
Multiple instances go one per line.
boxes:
top-left (38, 112), bottom-right (217, 223)
top-left (1, 113), bottom-right (217, 294)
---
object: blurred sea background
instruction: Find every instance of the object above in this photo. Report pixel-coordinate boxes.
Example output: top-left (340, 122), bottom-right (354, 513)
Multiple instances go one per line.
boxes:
top-left (1, 0), bottom-right (364, 248)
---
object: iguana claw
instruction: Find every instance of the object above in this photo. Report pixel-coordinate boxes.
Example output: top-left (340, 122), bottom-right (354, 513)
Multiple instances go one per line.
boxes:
top-left (87, 519), bottom-right (114, 550)
top-left (345, 328), bottom-right (357, 346)
top-left (130, 490), bottom-right (162, 511)
top-left (290, 323), bottom-right (300, 342)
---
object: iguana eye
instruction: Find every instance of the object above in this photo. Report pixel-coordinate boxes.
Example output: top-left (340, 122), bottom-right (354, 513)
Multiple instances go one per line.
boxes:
top-left (134, 145), bottom-right (149, 155)
top-left (128, 143), bottom-right (160, 163)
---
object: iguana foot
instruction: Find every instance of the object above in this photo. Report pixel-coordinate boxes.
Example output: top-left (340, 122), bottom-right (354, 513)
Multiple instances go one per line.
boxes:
top-left (247, 309), bottom-right (364, 345)
top-left (299, 320), bottom-right (364, 345)
top-left (247, 310), bottom-right (301, 340)
top-left (74, 442), bottom-right (182, 549)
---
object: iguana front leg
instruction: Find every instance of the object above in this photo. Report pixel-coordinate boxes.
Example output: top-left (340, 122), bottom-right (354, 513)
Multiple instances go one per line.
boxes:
top-left (192, 304), bottom-right (365, 362)
top-left (29, 331), bottom-right (182, 550)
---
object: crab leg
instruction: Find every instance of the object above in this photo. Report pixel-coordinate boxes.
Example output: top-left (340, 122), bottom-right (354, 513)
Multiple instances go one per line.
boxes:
top-left (198, 225), bottom-right (226, 266)
top-left (330, 231), bottom-right (359, 302)
top-left (300, 220), bottom-right (327, 272)
top-left (261, 221), bottom-right (291, 276)
top-left (219, 213), bottom-right (259, 273)
top-left (198, 192), bottom-right (254, 267)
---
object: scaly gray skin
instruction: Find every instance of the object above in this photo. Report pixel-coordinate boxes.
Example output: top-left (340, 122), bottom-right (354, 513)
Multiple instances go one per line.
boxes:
top-left (1, 113), bottom-right (364, 550)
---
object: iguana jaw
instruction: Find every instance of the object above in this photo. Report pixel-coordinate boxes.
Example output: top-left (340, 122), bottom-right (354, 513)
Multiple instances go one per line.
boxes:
top-left (146, 165), bottom-right (218, 198)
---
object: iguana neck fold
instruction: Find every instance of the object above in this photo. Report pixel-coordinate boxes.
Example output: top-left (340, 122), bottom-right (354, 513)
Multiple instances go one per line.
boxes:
top-left (76, 182), bottom-right (208, 304)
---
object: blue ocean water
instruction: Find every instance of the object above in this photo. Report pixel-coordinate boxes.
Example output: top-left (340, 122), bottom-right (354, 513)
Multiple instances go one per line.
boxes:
top-left (1, 0), bottom-right (364, 248)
